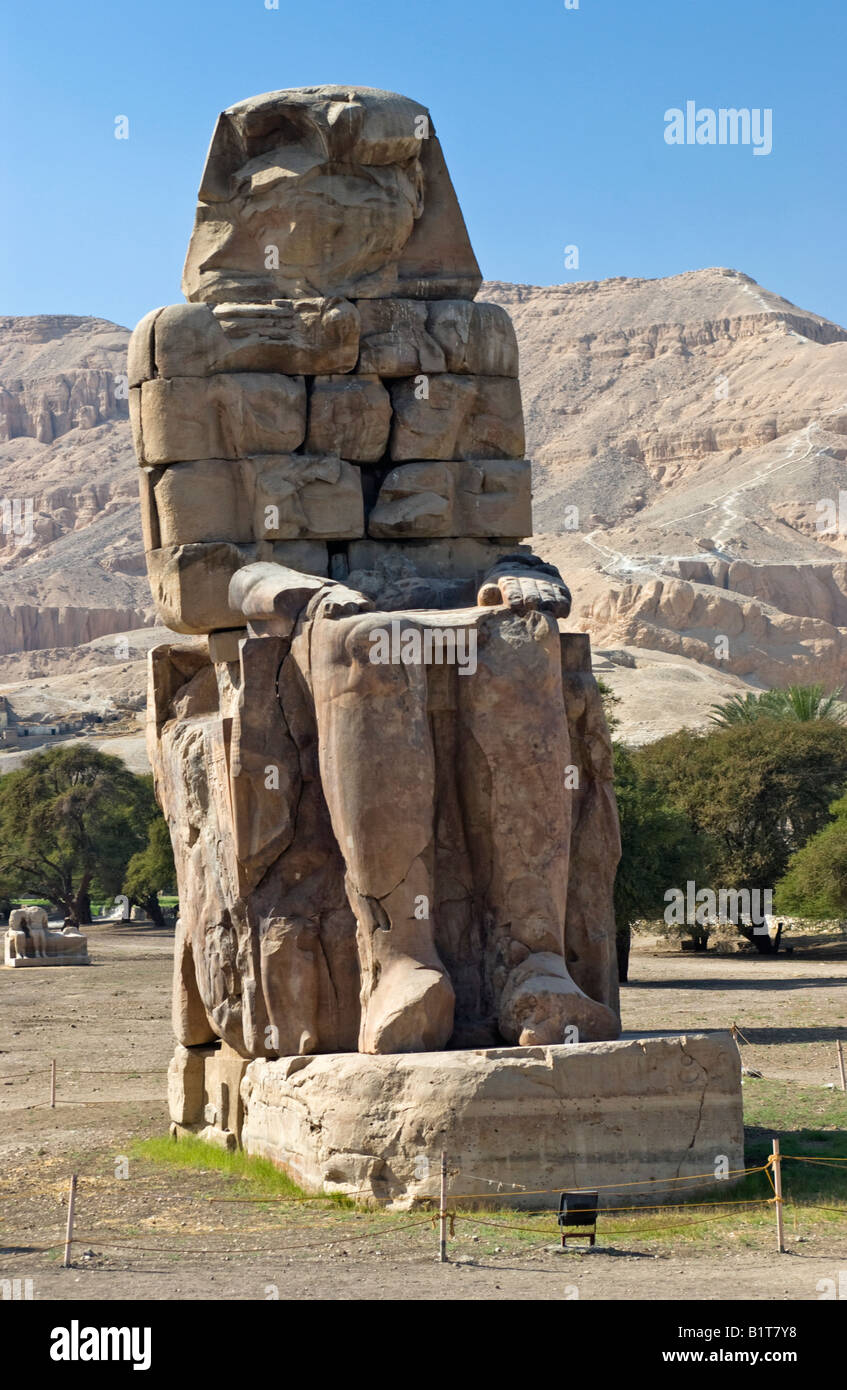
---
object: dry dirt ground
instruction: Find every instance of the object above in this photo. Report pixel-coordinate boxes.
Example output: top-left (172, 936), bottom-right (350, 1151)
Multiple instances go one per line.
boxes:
top-left (2, 925), bottom-right (846, 1301)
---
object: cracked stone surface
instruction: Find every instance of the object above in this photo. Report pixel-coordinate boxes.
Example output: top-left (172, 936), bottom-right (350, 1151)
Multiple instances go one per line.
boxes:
top-left (236, 1033), bottom-right (744, 1203)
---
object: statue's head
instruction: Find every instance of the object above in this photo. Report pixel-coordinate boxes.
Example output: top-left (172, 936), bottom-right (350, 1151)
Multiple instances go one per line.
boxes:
top-left (182, 86), bottom-right (481, 304)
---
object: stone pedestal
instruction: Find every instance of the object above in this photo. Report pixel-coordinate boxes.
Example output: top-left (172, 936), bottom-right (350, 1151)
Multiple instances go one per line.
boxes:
top-left (168, 1032), bottom-right (743, 1207)
top-left (3, 926), bottom-right (89, 967)
top-left (168, 1041), bottom-right (249, 1151)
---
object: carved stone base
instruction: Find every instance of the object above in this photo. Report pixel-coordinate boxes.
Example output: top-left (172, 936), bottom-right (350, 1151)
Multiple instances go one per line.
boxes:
top-left (168, 1041), bottom-right (248, 1152)
top-left (3, 927), bottom-right (89, 968)
top-left (168, 1033), bottom-right (743, 1207)
top-left (4, 954), bottom-right (90, 968)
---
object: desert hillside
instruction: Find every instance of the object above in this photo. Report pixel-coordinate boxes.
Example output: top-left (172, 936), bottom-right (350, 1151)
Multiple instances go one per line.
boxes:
top-left (485, 270), bottom-right (847, 724)
top-left (0, 314), bottom-right (150, 650)
top-left (1, 269), bottom-right (845, 751)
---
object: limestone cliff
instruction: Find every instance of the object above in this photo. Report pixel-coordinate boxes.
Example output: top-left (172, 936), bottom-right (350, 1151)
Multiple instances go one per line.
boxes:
top-left (484, 269), bottom-right (847, 694)
top-left (0, 315), bottom-right (152, 655)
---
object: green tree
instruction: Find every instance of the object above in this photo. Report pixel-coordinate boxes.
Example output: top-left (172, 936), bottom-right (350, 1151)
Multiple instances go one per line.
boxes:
top-left (0, 746), bottom-right (154, 926)
top-left (774, 794), bottom-right (847, 918)
top-left (613, 743), bottom-right (706, 981)
top-left (710, 684), bottom-right (846, 727)
top-left (123, 813), bottom-right (175, 928)
top-left (634, 719), bottom-right (847, 891)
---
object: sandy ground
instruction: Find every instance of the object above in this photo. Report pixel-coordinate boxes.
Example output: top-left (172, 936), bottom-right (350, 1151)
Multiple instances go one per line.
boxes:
top-left (622, 941), bottom-right (847, 1086)
top-left (2, 926), bottom-right (846, 1301)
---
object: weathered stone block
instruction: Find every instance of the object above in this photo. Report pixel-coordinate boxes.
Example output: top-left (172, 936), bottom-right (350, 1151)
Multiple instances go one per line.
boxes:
top-left (181, 89), bottom-right (481, 304)
top-left (137, 373), bottom-right (306, 464)
top-left (356, 300), bottom-right (446, 376)
top-left (128, 300), bottom-right (360, 383)
top-left (145, 538), bottom-right (331, 632)
top-left (129, 386), bottom-right (144, 461)
top-left (145, 542), bottom-right (257, 633)
top-left (427, 300), bottom-right (519, 376)
top-left (253, 454), bottom-right (364, 540)
top-left (205, 1042), bottom-right (249, 1141)
top-left (153, 459), bottom-right (253, 545)
top-left (213, 300), bottom-right (360, 374)
top-left (270, 540), bottom-right (329, 576)
top-left (167, 1042), bottom-right (216, 1126)
top-left (137, 469), bottom-right (159, 552)
top-left (389, 375), bottom-right (525, 461)
top-left (128, 308), bottom-right (158, 387)
top-left (146, 456), bottom-right (364, 547)
top-left (240, 1033), bottom-right (744, 1206)
top-left (369, 458), bottom-right (531, 538)
top-left (355, 299), bottom-right (518, 378)
top-left (208, 628), bottom-right (248, 664)
top-left (305, 375), bottom-right (391, 462)
top-left (347, 536), bottom-right (528, 583)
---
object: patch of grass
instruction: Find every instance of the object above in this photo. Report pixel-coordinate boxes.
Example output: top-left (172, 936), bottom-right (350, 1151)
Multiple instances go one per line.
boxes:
top-left (701, 1077), bottom-right (847, 1210)
top-left (743, 1076), bottom-right (847, 1135)
top-left (131, 1134), bottom-right (353, 1207)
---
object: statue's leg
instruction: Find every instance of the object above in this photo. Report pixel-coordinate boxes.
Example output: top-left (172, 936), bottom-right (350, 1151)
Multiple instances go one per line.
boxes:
top-left (308, 612), bottom-right (455, 1054)
top-left (457, 607), bottom-right (619, 1045)
top-left (560, 639), bottom-right (621, 1019)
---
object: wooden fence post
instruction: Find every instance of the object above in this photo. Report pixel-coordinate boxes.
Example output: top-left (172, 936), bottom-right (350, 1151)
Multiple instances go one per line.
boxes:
top-left (772, 1139), bottom-right (784, 1253)
top-left (439, 1151), bottom-right (448, 1264)
top-left (62, 1174), bottom-right (77, 1269)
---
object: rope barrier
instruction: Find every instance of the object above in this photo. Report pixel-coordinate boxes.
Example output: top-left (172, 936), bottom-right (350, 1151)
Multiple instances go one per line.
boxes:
top-left (55, 1206), bottom-right (771, 1252)
top-left (2, 1141), bottom-right (844, 1272)
top-left (456, 1206), bottom-right (772, 1238)
top-left (0, 1068), bottom-right (165, 1079)
top-left (450, 1163), bottom-right (769, 1195)
top-left (206, 1162), bottom-right (770, 1205)
top-left (0, 1160), bottom-right (795, 1207)
top-left (36, 1070), bottom-right (165, 1079)
top-left (59, 1217), bottom-right (433, 1257)
top-left (454, 1170), bottom-right (529, 1192)
top-left (494, 1197), bottom-right (776, 1217)
top-left (782, 1154), bottom-right (847, 1165)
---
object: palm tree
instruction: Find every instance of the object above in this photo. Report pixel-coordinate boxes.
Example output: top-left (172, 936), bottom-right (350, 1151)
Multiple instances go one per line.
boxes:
top-left (708, 691), bottom-right (779, 726)
top-left (709, 684), bottom-right (847, 727)
top-left (779, 684), bottom-right (847, 722)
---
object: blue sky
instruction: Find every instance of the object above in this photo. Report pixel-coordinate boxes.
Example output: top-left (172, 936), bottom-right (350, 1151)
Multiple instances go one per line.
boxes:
top-left (3, 0), bottom-right (845, 330)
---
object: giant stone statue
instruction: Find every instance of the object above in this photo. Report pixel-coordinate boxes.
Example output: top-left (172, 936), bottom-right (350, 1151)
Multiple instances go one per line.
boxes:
top-left (129, 86), bottom-right (622, 1070)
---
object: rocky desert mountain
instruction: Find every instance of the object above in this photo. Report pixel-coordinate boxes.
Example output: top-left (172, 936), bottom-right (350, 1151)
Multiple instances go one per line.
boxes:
top-left (1, 267), bottom-right (845, 754)
top-left (0, 314), bottom-right (150, 648)
top-left (485, 269), bottom-right (847, 735)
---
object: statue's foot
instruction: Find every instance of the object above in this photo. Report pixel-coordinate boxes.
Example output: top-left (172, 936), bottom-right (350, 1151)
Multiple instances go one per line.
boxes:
top-left (500, 951), bottom-right (619, 1045)
top-left (361, 960), bottom-right (455, 1054)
